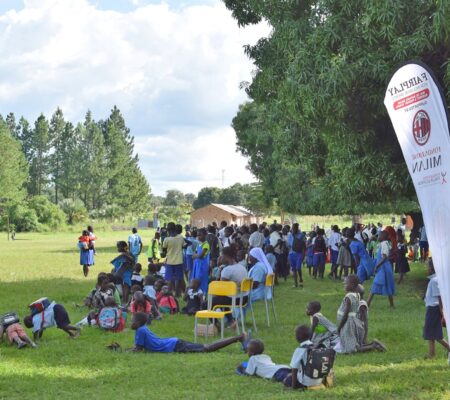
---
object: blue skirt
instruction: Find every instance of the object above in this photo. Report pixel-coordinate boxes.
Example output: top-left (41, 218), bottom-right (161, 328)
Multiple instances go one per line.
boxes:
top-left (357, 255), bottom-right (375, 283)
top-left (331, 249), bottom-right (339, 264)
top-left (371, 262), bottom-right (395, 296)
top-left (191, 258), bottom-right (209, 293)
top-left (80, 250), bottom-right (94, 266)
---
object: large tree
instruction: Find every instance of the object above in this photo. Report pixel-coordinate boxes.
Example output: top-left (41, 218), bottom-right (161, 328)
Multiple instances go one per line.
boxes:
top-left (28, 114), bottom-right (50, 196)
top-left (224, 0), bottom-right (450, 214)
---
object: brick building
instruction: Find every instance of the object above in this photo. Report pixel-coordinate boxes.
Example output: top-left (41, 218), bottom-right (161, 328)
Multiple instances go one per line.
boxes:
top-left (190, 203), bottom-right (262, 228)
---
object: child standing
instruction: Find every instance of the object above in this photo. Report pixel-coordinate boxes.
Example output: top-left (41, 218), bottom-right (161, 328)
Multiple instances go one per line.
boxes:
top-left (190, 228), bottom-right (210, 294)
top-left (306, 232), bottom-right (316, 276)
top-left (288, 224), bottom-right (306, 287)
top-left (367, 230), bottom-right (395, 308)
top-left (395, 230), bottom-right (410, 284)
top-left (423, 258), bottom-right (450, 361)
top-left (313, 229), bottom-right (327, 279)
top-left (148, 231), bottom-right (161, 263)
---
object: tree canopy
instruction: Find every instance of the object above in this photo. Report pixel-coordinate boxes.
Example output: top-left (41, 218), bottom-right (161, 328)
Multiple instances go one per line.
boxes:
top-left (224, 0), bottom-right (450, 214)
top-left (1, 107), bottom-right (151, 230)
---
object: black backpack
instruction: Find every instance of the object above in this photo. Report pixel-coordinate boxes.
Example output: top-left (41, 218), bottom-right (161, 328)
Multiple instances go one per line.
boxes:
top-left (292, 234), bottom-right (305, 253)
top-left (1, 312), bottom-right (20, 328)
top-left (301, 344), bottom-right (336, 379)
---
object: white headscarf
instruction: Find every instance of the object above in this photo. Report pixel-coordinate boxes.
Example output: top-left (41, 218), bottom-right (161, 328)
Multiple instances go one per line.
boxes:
top-left (249, 247), bottom-right (273, 274)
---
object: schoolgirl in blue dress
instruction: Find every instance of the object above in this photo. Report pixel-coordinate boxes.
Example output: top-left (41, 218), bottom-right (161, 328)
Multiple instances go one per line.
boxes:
top-left (367, 230), bottom-right (395, 308)
top-left (190, 228), bottom-right (210, 294)
top-left (111, 240), bottom-right (135, 306)
top-left (348, 228), bottom-right (374, 284)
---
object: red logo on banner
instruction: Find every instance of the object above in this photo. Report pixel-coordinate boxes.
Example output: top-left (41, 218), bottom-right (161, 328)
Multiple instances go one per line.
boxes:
top-left (413, 110), bottom-right (431, 146)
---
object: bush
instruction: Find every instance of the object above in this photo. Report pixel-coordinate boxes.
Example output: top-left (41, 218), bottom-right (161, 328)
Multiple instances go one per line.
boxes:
top-left (59, 199), bottom-right (88, 225)
top-left (29, 196), bottom-right (66, 229)
top-left (6, 203), bottom-right (40, 232)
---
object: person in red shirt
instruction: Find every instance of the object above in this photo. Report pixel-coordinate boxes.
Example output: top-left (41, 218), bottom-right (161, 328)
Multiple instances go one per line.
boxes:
top-left (129, 291), bottom-right (152, 323)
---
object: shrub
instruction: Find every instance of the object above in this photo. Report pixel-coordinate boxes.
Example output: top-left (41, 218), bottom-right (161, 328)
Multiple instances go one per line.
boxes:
top-left (29, 196), bottom-right (66, 229)
top-left (59, 199), bottom-right (88, 225)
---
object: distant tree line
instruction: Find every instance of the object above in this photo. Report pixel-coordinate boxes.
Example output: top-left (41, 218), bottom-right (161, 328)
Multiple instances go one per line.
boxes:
top-left (0, 106), bottom-right (151, 232)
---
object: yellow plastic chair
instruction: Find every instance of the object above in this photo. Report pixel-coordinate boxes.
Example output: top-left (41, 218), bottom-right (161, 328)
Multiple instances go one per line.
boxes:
top-left (264, 273), bottom-right (278, 327)
top-left (236, 278), bottom-right (257, 334)
top-left (194, 281), bottom-right (238, 343)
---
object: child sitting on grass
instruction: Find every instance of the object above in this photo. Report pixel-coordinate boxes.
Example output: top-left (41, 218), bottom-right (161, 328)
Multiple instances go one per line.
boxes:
top-left (131, 263), bottom-right (144, 289)
top-left (143, 276), bottom-right (162, 320)
top-left (336, 275), bottom-right (386, 353)
top-left (181, 279), bottom-right (203, 316)
top-left (129, 291), bottom-right (152, 323)
top-left (306, 301), bottom-right (338, 348)
top-left (96, 297), bottom-right (126, 333)
top-left (237, 339), bottom-right (291, 383)
top-left (147, 263), bottom-right (164, 281)
top-left (0, 313), bottom-right (37, 349)
top-left (157, 286), bottom-right (178, 314)
top-left (130, 312), bottom-right (246, 353)
top-left (423, 258), bottom-right (450, 361)
top-left (284, 325), bottom-right (324, 389)
top-left (24, 302), bottom-right (80, 340)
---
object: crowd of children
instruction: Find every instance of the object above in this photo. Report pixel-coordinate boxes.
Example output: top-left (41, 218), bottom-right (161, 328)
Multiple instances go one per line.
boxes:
top-left (2, 218), bottom-right (446, 391)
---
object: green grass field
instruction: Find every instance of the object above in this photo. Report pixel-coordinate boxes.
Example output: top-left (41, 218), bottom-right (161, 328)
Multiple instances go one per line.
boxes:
top-left (0, 231), bottom-right (449, 400)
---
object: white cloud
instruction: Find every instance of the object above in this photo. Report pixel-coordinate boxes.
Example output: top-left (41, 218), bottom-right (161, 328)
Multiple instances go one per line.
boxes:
top-left (0, 0), bottom-right (270, 195)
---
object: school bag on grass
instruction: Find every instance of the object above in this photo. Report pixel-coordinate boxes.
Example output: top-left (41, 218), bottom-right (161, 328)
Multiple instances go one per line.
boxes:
top-left (300, 344), bottom-right (336, 380)
top-left (98, 307), bottom-right (120, 330)
top-left (29, 298), bottom-right (51, 316)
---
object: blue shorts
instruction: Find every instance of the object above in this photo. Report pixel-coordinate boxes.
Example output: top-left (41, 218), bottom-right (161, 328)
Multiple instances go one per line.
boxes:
top-left (165, 264), bottom-right (184, 281)
top-left (313, 252), bottom-right (325, 267)
top-left (330, 249), bottom-right (339, 264)
top-left (288, 252), bottom-right (303, 271)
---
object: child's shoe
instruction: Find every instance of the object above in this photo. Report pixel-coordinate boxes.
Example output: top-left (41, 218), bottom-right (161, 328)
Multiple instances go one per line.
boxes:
top-left (17, 341), bottom-right (27, 349)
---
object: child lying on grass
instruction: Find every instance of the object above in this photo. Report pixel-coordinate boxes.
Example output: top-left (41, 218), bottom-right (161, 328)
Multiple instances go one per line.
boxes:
top-left (0, 313), bottom-right (37, 349)
top-left (129, 312), bottom-right (246, 353)
top-left (24, 302), bottom-right (80, 340)
top-left (237, 339), bottom-right (291, 383)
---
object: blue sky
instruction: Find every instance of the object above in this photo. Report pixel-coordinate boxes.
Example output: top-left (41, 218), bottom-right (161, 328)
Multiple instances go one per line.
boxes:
top-left (0, 0), bottom-right (269, 196)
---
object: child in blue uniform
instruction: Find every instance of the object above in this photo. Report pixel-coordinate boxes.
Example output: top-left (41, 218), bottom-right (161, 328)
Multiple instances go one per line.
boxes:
top-left (348, 228), bottom-right (374, 284)
top-left (367, 231), bottom-right (395, 308)
top-left (190, 228), bottom-right (210, 294)
top-left (130, 312), bottom-right (246, 353)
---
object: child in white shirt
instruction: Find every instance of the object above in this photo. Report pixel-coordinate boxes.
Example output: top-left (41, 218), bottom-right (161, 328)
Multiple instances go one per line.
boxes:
top-left (284, 325), bottom-right (324, 389)
top-left (237, 339), bottom-right (291, 382)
